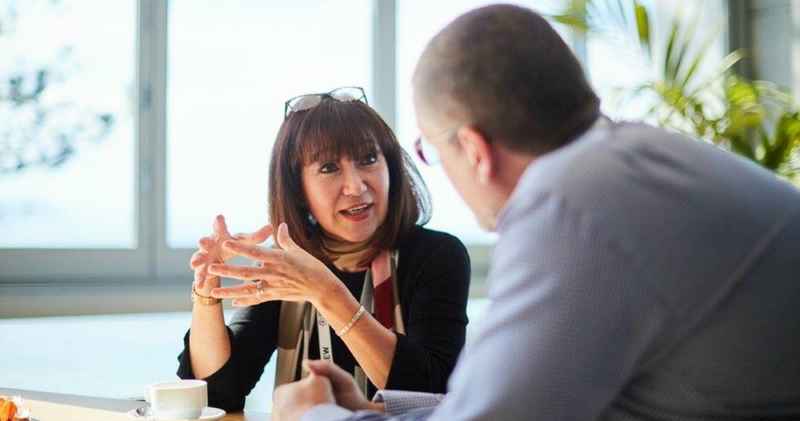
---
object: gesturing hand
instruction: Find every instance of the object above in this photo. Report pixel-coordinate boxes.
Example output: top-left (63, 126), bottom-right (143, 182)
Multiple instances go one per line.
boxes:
top-left (189, 215), bottom-right (273, 296)
top-left (207, 222), bottom-right (344, 308)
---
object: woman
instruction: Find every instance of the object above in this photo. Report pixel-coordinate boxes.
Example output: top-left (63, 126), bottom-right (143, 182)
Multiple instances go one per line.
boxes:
top-left (176, 87), bottom-right (471, 411)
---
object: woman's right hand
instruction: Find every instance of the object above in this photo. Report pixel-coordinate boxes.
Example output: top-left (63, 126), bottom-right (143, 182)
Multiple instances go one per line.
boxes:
top-left (189, 215), bottom-right (273, 297)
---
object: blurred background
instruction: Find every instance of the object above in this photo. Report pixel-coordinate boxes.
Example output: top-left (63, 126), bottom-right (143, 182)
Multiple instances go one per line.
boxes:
top-left (1, 0), bottom-right (798, 412)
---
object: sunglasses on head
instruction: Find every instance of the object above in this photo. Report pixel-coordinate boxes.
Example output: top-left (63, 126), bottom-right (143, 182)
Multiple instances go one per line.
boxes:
top-left (284, 86), bottom-right (368, 118)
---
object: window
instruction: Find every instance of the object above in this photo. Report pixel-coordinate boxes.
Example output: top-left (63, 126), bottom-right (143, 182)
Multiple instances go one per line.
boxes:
top-left (0, 0), bottom-right (136, 248)
top-left (166, 0), bottom-right (373, 248)
top-left (0, 0), bottom-right (144, 283)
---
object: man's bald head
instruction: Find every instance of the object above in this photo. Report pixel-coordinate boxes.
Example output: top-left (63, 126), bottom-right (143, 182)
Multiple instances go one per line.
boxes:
top-left (413, 4), bottom-right (600, 155)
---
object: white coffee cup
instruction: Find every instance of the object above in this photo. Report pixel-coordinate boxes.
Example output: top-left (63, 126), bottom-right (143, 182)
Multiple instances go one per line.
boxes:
top-left (145, 379), bottom-right (207, 420)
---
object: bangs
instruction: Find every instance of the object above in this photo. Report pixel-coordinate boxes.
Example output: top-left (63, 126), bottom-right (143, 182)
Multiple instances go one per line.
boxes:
top-left (288, 100), bottom-right (389, 165)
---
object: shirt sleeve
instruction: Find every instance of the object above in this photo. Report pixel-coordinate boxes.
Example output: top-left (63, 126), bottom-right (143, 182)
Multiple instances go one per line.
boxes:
top-left (302, 404), bottom-right (438, 421)
top-left (373, 390), bottom-right (445, 415)
top-left (385, 234), bottom-right (471, 393)
top-left (301, 404), bottom-right (355, 421)
top-left (176, 300), bottom-right (281, 411)
top-left (427, 192), bottom-right (670, 420)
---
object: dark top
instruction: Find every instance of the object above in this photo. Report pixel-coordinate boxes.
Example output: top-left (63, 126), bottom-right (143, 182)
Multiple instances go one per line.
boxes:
top-left (176, 226), bottom-right (471, 411)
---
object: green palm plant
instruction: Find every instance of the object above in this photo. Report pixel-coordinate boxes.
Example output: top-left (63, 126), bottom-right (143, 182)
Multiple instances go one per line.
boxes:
top-left (552, 0), bottom-right (800, 184)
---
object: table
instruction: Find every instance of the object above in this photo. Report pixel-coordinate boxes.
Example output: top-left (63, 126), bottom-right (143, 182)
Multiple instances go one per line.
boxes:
top-left (0, 388), bottom-right (270, 421)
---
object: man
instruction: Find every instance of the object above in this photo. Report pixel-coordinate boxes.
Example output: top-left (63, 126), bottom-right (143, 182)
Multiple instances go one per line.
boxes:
top-left (273, 4), bottom-right (800, 420)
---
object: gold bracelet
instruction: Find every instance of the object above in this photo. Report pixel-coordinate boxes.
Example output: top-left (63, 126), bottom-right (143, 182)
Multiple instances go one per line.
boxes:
top-left (336, 305), bottom-right (366, 337)
top-left (191, 285), bottom-right (222, 305)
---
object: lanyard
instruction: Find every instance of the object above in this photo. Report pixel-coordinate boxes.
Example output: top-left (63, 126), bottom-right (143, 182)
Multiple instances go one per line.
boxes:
top-left (316, 312), bottom-right (334, 362)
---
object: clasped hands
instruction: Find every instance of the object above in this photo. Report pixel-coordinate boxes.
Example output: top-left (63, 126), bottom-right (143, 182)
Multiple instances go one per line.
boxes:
top-left (272, 360), bottom-right (385, 421)
top-left (190, 215), bottom-right (342, 308)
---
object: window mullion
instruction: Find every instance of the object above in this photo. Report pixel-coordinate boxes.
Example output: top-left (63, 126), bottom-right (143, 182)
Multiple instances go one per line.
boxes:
top-left (372, 0), bottom-right (397, 131)
top-left (139, 0), bottom-right (169, 281)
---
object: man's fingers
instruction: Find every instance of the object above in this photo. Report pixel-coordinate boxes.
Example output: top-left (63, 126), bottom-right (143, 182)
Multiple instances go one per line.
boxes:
top-left (304, 359), bottom-right (333, 375)
top-left (304, 360), bottom-right (356, 390)
top-left (305, 359), bottom-right (351, 380)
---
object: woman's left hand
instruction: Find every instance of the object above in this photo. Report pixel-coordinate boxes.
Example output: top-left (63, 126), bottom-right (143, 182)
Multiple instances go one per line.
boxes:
top-left (207, 223), bottom-right (344, 307)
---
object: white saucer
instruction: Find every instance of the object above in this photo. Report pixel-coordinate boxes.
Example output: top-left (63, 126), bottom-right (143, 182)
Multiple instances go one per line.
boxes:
top-left (126, 406), bottom-right (226, 421)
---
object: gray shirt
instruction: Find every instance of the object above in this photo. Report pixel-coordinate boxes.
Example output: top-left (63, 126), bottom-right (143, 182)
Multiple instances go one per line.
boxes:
top-left (305, 119), bottom-right (800, 421)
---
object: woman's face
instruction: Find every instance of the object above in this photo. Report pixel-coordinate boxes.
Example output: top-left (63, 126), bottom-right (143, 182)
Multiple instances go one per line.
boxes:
top-left (301, 147), bottom-right (390, 244)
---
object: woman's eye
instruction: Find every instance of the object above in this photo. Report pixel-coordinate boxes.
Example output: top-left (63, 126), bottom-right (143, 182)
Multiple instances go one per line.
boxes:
top-left (360, 152), bottom-right (378, 166)
top-left (319, 162), bottom-right (339, 173)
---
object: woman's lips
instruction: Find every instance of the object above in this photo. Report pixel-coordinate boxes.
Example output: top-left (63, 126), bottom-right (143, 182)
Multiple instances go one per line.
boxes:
top-left (339, 203), bottom-right (373, 222)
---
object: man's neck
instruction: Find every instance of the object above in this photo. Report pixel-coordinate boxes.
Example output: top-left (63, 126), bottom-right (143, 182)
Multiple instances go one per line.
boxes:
top-left (494, 146), bottom-right (537, 206)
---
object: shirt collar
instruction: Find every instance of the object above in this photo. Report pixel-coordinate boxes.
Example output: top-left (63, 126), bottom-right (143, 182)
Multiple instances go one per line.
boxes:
top-left (495, 114), bottom-right (611, 231)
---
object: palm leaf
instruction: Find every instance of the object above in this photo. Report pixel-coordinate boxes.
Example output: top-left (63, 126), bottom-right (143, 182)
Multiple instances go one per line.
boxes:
top-left (764, 112), bottom-right (800, 172)
top-left (679, 26), bottom-right (721, 91)
top-left (668, 16), bottom-right (698, 85)
top-left (549, 0), bottom-right (591, 33)
top-left (663, 20), bottom-right (678, 81)
top-left (687, 50), bottom-right (744, 97)
top-left (633, 0), bottom-right (651, 56)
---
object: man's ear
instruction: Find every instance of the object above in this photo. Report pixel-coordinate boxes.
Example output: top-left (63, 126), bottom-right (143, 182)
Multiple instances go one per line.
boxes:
top-left (456, 126), bottom-right (493, 184)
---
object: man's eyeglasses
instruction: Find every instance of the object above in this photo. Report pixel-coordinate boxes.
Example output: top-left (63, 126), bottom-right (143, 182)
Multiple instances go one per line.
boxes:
top-left (414, 128), bottom-right (456, 166)
top-left (284, 86), bottom-right (367, 118)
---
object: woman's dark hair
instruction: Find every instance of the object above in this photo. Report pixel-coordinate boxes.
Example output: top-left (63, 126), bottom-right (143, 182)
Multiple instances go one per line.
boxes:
top-left (268, 99), bottom-right (431, 265)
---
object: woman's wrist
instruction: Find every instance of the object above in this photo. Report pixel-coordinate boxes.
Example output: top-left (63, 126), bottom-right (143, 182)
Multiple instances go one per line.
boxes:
top-left (192, 284), bottom-right (222, 306)
top-left (313, 280), bottom-right (360, 331)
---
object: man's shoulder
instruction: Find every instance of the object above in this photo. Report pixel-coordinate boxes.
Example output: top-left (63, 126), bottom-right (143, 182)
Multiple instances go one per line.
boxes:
top-left (512, 119), bottom-right (795, 220)
top-left (519, 121), bottom-right (679, 195)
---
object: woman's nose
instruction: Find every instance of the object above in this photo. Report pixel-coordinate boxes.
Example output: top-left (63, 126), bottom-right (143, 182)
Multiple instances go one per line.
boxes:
top-left (342, 167), bottom-right (367, 196)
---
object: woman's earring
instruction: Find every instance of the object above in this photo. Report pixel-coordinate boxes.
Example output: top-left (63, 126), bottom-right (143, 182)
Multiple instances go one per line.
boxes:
top-left (308, 213), bottom-right (317, 226)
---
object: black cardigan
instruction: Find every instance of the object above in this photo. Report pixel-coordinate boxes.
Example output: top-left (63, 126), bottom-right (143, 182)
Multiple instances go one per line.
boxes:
top-left (176, 226), bottom-right (471, 411)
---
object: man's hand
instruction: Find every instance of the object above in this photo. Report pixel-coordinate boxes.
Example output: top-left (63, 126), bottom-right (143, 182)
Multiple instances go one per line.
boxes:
top-left (273, 373), bottom-right (335, 421)
top-left (305, 360), bottom-right (385, 413)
